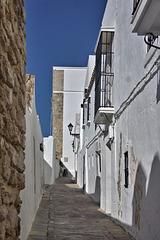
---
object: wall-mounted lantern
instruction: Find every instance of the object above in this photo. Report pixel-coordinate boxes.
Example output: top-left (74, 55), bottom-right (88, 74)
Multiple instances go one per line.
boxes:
top-left (40, 143), bottom-right (44, 152)
top-left (67, 123), bottom-right (80, 138)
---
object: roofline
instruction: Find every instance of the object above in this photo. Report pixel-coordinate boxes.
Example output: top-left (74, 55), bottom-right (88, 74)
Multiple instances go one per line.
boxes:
top-left (94, 27), bottom-right (115, 53)
top-left (53, 66), bottom-right (87, 70)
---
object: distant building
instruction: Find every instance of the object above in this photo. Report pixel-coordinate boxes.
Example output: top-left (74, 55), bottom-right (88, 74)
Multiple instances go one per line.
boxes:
top-left (52, 67), bottom-right (87, 177)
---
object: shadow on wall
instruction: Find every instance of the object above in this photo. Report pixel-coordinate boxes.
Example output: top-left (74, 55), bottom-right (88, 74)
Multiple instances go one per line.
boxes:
top-left (108, 153), bottom-right (160, 240)
top-left (44, 160), bottom-right (53, 185)
top-left (89, 176), bottom-right (101, 204)
top-left (132, 152), bottom-right (160, 239)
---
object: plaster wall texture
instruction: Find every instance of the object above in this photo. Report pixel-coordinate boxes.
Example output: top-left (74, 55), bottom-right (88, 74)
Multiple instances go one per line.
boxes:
top-left (101, 0), bottom-right (116, 28)
top-left (102, 0), bottom-right (160, 239)
top-left (84, 55), bottom-right (95, 89)
top-left (0, 1), bottom-right (26, 239)
top-left (43, 136), bottom-right (56, 185)
top-left (20, 76), bottom-right (44, 240)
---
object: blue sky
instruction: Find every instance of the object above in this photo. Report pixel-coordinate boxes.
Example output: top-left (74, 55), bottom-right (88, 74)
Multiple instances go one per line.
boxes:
top-left (25, 0), bottom-right (107, 137)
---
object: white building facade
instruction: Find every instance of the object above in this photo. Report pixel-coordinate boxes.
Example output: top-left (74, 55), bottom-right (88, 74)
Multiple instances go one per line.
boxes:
top-left (76, 1), bottom-right (160, 240)
top-left (52, 67), bottom-right (87, 177)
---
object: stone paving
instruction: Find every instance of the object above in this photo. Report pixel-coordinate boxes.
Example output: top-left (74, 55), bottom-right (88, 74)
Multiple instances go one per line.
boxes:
top-left (27, 177), bottom-right (134, 240)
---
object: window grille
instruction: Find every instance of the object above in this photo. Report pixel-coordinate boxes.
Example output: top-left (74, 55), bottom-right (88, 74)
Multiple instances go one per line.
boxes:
top-left (95, 31), bottom-right (114, 116)
top-left (132, 0), bottom-right (140, 15)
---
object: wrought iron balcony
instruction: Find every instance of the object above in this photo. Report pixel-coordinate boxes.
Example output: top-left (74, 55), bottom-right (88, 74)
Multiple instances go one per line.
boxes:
top-left (94, 72), bottom-right (114, 125)
top-left (94, 30), bottom-right (115, 126)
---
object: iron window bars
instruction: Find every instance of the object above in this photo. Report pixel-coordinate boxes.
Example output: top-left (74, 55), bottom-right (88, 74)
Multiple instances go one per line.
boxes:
top-left (132, 0), bottom-right (141, 15)
top-left (95, 31), bottom-right (114, 116)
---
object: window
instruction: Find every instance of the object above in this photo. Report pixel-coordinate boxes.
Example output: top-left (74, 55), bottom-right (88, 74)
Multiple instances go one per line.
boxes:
top-left (95, 30), bottom-right (114, 115)
top-left (124, 151), bottom-right (129, 188)
top-left (96, 150), bottom-right (101, 174)
top-left (82, 98), bottom-right (85, 125)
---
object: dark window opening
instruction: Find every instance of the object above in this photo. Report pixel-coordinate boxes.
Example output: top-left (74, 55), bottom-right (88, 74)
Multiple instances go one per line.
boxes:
top-left (82, 98), bottom-right (85, 125)
top-left (124, 151), bottom-right (129, 188)
top-left (96, 150), bottom-right (101, 173)
top-left (99, 155), bottom-right (101, 173)
top-left (132, 0), bottom-right (140, 15)
top-left (87, 97), bottom-right (91, 122)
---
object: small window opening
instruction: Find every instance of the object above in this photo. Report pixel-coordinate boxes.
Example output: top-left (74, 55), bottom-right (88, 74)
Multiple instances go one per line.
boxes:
top-left (82, 98), bottom-right (85, 125)
top-left (124, 151), bottom-right (129, 188)
top-left (96, 150), bottom-right (101, 173)
top-left (87, 97), bottom-right (91, 122)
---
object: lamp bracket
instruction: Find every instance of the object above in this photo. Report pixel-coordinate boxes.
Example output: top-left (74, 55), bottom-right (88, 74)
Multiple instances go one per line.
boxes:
top-left (144, 33), bottom-right (160, 50)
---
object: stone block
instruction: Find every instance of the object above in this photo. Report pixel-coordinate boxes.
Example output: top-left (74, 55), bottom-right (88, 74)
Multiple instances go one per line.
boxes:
top-left (7, 206), bottom-right (18, 235)
top-left (0, 225), bottom-right (5, 240)
top-left (0, 205), bottom-right (8, 222)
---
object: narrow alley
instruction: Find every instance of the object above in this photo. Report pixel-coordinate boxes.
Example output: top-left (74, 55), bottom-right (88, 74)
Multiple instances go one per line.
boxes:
top-left (27, 177), bottom-right (134, 240)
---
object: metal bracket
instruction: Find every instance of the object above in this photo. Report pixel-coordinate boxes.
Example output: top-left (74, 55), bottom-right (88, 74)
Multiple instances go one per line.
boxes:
top-left (144, 33), bottom-right (160, 50)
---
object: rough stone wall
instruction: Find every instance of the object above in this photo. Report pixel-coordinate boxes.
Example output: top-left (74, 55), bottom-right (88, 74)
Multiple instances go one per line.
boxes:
top-left (52, 70), bottom-right (64, 160)
top-left (0, 1), bottom-right (26, 239)
top-left (26, 74), bottom-right (35, 108)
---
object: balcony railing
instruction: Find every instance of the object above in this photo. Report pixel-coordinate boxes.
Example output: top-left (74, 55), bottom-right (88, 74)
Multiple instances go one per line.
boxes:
top-left (132, 0), bottom-right (141, 15)
top-left (94, 30), bottom-right (114, 125)
top-left (95, 52), bottom-right (114, 116)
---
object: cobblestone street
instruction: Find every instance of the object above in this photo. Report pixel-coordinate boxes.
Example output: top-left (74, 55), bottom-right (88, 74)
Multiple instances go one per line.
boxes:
top-left (27, 177), bottom-right (134, 240)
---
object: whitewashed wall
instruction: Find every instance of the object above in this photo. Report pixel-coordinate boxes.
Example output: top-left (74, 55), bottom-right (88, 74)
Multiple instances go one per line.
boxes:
top-left (43, 136), bottom-right (57, 184)
top-left (113, 3), bottom-right (160, 236)
top-left (97, 0), bottom-right (160, 239)
top-left (20, 88), bottom-right (44, 240)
